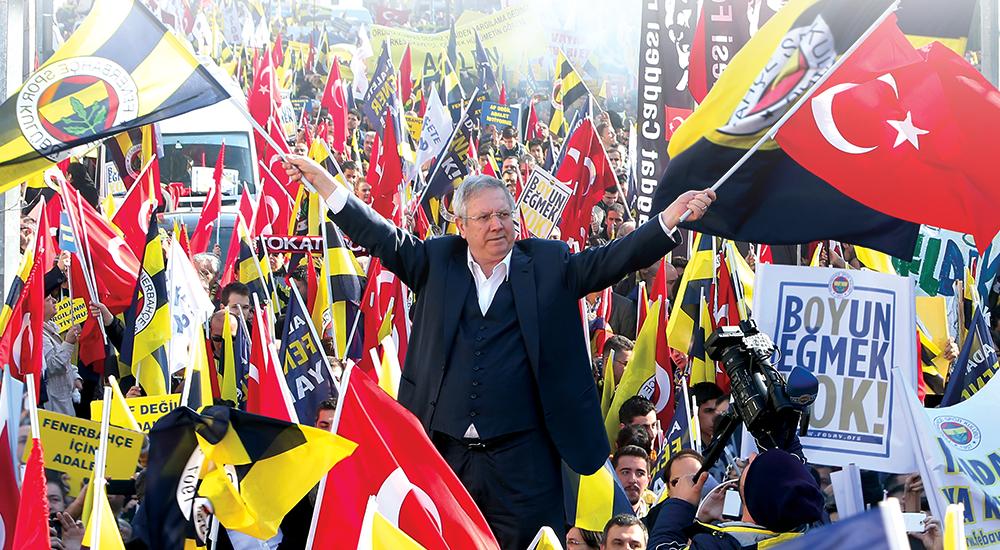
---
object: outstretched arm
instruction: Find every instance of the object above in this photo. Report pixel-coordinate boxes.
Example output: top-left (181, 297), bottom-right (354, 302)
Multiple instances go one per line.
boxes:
top-left (283, 156), bottom-right (430, 290)
top-left (568, 189), bottom-right (716, 295)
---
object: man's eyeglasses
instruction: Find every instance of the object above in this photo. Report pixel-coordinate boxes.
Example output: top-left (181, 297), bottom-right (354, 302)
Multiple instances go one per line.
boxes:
top-left (463, 210), bottom-right (512, 224)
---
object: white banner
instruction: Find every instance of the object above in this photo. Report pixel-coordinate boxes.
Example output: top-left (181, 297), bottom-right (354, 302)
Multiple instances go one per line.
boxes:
top-left (753, 265), bottom-right (917, 472)
top-left (902, 369), bottom-right (1000, 548)
top-left (515, 168), bottom-right (571, 239)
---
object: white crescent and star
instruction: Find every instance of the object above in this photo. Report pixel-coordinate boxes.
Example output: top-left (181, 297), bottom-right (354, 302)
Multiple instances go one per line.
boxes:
top-left (811, 73), bottom-right (929, 154)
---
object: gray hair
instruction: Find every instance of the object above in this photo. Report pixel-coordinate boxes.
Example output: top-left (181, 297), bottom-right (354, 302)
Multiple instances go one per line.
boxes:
top-left (453, 175), bottom-right (516, 219)
top-left (192, 253), bottom-right (221, 274)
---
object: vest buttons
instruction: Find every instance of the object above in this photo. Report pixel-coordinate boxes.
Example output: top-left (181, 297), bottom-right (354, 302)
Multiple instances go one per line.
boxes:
top-left (429, 400), bottom-right (436, 406)
top-left (475, 351), bottom-right (482, 357)
top-left (472, 381), bottom-right (480, 386)
top-left (479, 325), bottom-right (486, 331)
top-left (470, 411), bottom-right (478, 417)
top-left (470, 394), bottom-right (478, 399)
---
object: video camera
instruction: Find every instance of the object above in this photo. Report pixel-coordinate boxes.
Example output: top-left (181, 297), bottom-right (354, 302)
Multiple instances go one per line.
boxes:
top-left (697, 319), bottom-right (819, 476)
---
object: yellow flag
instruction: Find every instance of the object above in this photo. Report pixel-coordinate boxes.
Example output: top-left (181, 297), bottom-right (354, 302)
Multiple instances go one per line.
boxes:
top-left (600, 351), bottom-right (616, 419)
top-left (604, 299), bottom-right (661, 445)
top-left (108, 376), bottom-right (141, 432)
top-left (527, 526), bottom-right (565, 550)
top-left (376, 336), bottom-right (402, 400)
top-left (83, 486), bottom-right (126, 550)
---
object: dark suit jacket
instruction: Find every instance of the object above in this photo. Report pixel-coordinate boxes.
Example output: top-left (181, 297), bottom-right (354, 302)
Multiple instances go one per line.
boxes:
top-left (609, 292), bottom-right (638, 341)
top-left (331, 193), bottom-right (679, 475)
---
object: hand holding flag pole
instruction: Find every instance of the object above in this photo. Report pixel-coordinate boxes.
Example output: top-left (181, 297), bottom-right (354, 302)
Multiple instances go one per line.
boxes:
top-left (675, 0), bottom-right (901, 224)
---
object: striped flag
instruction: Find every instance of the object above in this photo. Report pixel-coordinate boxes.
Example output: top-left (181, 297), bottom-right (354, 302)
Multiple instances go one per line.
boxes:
top-left (0, 0), bottom-right (228, 188)
top-left (561, 459), bottom-right (633, 532)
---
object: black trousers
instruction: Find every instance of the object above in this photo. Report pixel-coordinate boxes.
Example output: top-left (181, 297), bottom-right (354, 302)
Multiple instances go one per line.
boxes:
top-left (433, 429), bottom-right (566, 550)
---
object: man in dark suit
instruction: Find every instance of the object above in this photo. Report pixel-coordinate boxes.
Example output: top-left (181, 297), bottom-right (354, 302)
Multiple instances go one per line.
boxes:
top-left (284, 156), bottom-right (715, 549)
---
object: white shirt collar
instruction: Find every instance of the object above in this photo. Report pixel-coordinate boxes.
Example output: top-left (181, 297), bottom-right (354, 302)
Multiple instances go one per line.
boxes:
top-left (466, 247), bottom-right (513, 281)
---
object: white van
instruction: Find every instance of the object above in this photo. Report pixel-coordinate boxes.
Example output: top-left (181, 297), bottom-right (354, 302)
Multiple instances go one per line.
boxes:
top-left (157, 59), bottom-right (259, 211)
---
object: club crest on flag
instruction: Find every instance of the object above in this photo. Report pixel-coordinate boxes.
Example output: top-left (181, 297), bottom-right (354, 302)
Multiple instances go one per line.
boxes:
top-left (124, 143), bottom-right (143, 179)
top-left (721, 17), bottom-right (836, 140)
top-left (934, 416), bottom-right (981, 451)
top-left (17, 56), bottom-right (140, 160)
top-left (134, 270), bottom-right (159, 332)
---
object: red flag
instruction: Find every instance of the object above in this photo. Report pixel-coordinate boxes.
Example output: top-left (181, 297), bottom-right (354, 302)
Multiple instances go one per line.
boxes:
top-left (359, 259), bottom-right (409, 377)
top-left (247, 306), bottom-right (296, 422)
top-left (320, 56), bottom-right (349, 154)
top-left (556, 120), bottom-right (617, 247)
top-left (593, 287), bottom-right (613, 353)
top-left (272, 34), bottom-right (284, 67)
top-left (365, 131), bottom-right (382, 188)
top-left (649, 258), bottom-right (670, 305)
top-left (310, 368), bottom-right (499, 549)
top-left (0, 393), bottom-right (18, 550)
top-left (777, 19), bottom-right (1000, 252)
top-left (189, 144), bottom-right (225, 255)
top-left (708, 251), bottom-right (739, 393)
top-left (254, 174), bottom-right (296, 237)
top-left (371, 110), bottom-right (405, 223)
top-left (756, 244), bottom-right (772, 265)
top-left (176, 222), bottom-right (192, 259)
top-left (637, 282), bottom-right (650, 334)
top-left (399, 46), bottom-right (413, 104)
top-left (112, 167), bottom-right (157, 256)
top-left (652, 298), bottom-right (678, 431)
top-left (219, 190), bottom-right (256, 291)
top-left (12, 438), bottom-right (50, 550)
top-left (70, 257), bottom-right (107, 370)
top-left (0, 206), bottom-right (49, 383)
top-left (63, 183), bottom-right (140, 313)
top-left (249, 50), bottom-right (298, 200)
top-left (498, 84), bottom-right (506, 105)
top-left (525, 101), bottom-right (542, 142)
top-left (305, 35), bottom-right (315, 73)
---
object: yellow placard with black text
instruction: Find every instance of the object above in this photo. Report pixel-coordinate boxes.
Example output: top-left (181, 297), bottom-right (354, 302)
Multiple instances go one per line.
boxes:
top-left (90, 393), bottom-right (181, 432)
top-left (29, 409), bottom-right (144, 496)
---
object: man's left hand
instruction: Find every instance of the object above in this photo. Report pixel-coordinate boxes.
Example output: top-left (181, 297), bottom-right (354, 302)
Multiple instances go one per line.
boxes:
top-left (660, 189), bottom-right (717, 230)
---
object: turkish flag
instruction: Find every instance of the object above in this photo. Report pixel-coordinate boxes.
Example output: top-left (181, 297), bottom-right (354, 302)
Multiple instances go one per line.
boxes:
top-left (310, 368), bottom-right (498, 549)
top-left (778, 17), bottom-right (1000, 252)
top-left (0, 204), bottom-right (49, 384)
top-left (556, 119), bottom-right (618, 247)
top-left (652, 298), bottom-right (677, 434)
top-left (320, 57), bottom-right (349, 154)
top-left (0, 415), bottom-right (17, 550)
top-left (113, 170), bottom-right (158, 256)
top-left (189, 144), bottom-right (225, 255)
top-left (399, 46), bottom-right (414, 104)
top-left (63, 183), bottom-right (140, 313)
top-left (359, 258), bottom-right (409, 377)
top-left (247, 306), bottom-right (296, 422)
top-left (372, 109), bottom-right (405, 224)
top-left (708, 251), bottom-right (739, 393)
top-left (526, 101), bottom-right (542, 142)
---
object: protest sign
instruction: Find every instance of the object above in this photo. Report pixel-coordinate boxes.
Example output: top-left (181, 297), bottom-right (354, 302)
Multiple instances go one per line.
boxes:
top-left (479, 101), bottom-right (521, 130)
top-left (90, 393), bottom-right (181, 432)
top-left (902, 370), bottom-right (1000, 548)
top-left (405, 114), bottom-right (423, 143)
top-left (515, 168), bottom-right (571, 239)
top-left (30, 409), bottom-right (144, 496)
top-left (753, 265), bottom-right (917, 472)
top-left (52, 297), bottom-right (87, 332)
top-left (260, 235), bottom-right (324, 254)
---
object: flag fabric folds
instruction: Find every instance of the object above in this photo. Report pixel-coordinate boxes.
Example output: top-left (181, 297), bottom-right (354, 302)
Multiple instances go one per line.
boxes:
top-left (561, 459), bottom-right (633, 533)
top-left (555, 51), bottom-right (589, 111)
top-left (12, 438), bottom-right (49, 550)
top-left (0, 204), bottom-right (49, 382)
top-left (189, 144), bottom-right (225, 255)
top-left (666, 232), bottom-right (715, 356)
top-left (279, 286), bottom-right (337, 427)
top-left (0, 372), bottom-right (20, 549)
top-left (309, 366), bottom-right (498, 549)
top-left (0, 0), bottom-right (228, 189)
top-left (650, 0), bottom-right (921, 258)
top-left (940, 307), bottom-right (999, 406)
top-left (555, 119), bottom-right (617, 247)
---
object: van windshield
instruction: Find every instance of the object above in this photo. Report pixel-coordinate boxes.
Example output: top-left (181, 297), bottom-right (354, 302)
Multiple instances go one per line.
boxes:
top-left (160, 132), bottom-right (254, 197)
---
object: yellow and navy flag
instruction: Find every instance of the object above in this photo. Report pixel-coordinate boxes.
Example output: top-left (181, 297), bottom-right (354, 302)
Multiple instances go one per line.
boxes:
top-left (441, 56), bottom-right (466, 122)
top-left (555, 50), bottom-right (590, 111)
top-left (121, 212), bottom-right (171, 395)
top-left (649, 0), bottom-right (921, 258)
top-left (688, 291), bottom-right (716, 385)
top-left (236, 228), bottom-right (275, 308)
top-left (322, 220), bottom-right (366, 360)
top-left (666, 232), bottom-right (715, 356)
top-left (194, 406), bottom-right (356, 540)
top-left (650, 384), bottom-right (693, 496)
top-left (0, 0), bottom-right (228, 190)
top-left (561, 459), bottom-right (633, 532)
top-left (940, 305), bottom-right (999, 406)
top-left (604, 298), bottom-right (663, 445)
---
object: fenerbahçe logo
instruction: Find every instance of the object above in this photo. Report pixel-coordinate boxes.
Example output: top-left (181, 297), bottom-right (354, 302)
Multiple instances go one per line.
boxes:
top-left (17, 56), bottom-right (139, 161)
top-left (935, 415), bottom-right (981, 451)
top-left (828, 271), bottom-right (853, 299)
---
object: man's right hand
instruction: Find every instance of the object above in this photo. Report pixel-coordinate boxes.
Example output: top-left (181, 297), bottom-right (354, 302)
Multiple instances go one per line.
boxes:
top-left (283, 155), bottom-right (338, 201)
top-left (671, 471), bottom-right (709, 507)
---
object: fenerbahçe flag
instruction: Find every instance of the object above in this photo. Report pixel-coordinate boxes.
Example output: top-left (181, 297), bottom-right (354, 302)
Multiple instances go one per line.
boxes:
top-left (0, 0), bottom-right (228, 189)
top-left (650, 0), bottom-right (920, 258)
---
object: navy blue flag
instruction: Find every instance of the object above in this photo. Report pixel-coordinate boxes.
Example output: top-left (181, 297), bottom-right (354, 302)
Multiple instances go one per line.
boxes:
top-left (233, 312), bottom-right (252, 406)
top-left (360, 45), bottom-right (397, 138)
top-left (279, 287), bottom-right (337, 426)
top-left (425, 88), bottom-right (480, 199)
top-left (940, 307), bottom-right (999, 406)
top-left (650, 384), bottom-right (693, 494)
top-left (771, 506), bottom-right (901, 550)
top-left (474, 31), bottom-right (500, 99)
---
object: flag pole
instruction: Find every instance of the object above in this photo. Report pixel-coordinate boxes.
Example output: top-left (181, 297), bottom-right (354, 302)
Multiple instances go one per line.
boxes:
top-left (61, 183), bottom-right (110, 343)
top-left (317, 209), bottom-right (341, 360)
top-left (90, 386), bottom-right (113, 550)
top-left (24, 373), bottom-right (40, 440)
top-left (676, 0), bottom-right (901, 224)
top-left (412, 86), bottom-right (481, 208)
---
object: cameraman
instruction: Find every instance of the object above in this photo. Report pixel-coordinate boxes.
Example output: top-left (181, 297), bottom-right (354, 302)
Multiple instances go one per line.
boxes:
top-left (648, 448), bottom-right (823, 549)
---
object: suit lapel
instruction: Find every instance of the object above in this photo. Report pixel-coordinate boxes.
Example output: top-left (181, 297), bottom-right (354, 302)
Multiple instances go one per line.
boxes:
top-left (509, 247), bottom-right (540, 373)
top-left (441, 246), bottom-right (471, 354)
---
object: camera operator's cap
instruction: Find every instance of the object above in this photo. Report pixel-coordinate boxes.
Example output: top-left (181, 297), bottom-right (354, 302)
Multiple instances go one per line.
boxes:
top-left (44, 267), bottom-right (67, 297)
top-left (742, 449), bottom-right (824, 532)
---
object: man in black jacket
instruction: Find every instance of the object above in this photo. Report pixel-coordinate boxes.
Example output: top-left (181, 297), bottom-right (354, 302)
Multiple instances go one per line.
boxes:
top-left (284, 155), bottom-right (715, 548)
